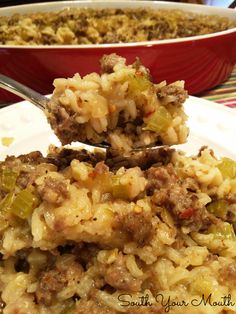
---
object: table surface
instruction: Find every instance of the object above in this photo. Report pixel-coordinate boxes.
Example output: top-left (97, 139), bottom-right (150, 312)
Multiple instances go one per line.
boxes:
top-left (201, 65), bottom-right (236, 109)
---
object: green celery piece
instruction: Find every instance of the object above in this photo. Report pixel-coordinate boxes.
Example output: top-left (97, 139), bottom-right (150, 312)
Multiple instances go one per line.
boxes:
top-left (0, 168), bottom-right (18, 192)
top-left (144, 106), bottom-right (172, 134)
top-left (60, 300), bottom-right (75, 314)
top-left (0, 193), bottom-right (14, 211)
top-left (0, 192), bottom-right (14, 230)
top-left (207, 200), bottom-right (228, 219)
top-left (217, 157), bottom-right (236, 179)
top-left (10, 189), bottom-right (38, 219)
top-left (208, 223), bottom-right (235, 240)
top-left (111, 176), bottom-right (130, 200)
top-left (128, 73), bottom-right (150, 96)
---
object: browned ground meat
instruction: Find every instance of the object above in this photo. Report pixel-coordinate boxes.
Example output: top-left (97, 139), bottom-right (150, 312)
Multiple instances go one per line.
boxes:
top-left (17, 151), bottom-right (46, 165)
top-left (46, 103), bottom-right (87, 146)
top-left (2, 151), bottom-right (45, 168)
top-left (156, 85), bottom-right (188, 107)
top-left (37, 177), bottom-right (69, 205)
top-left (100, 54), bottom-right (125, 74)
top-left (35, 255), bottom-right (83, 305)
top-left (147, 164), bottom-right (218, 231)
top-left (36, 269), bottom-right (65, 305)
top-left (113, 211), bottom-right (154, 247)
top-left (146, 164), bottom-right (177, 192)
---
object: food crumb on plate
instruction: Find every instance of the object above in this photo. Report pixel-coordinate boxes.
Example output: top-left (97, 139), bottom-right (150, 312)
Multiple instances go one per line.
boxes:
top-left (1, 137), bottom-right (14, 147)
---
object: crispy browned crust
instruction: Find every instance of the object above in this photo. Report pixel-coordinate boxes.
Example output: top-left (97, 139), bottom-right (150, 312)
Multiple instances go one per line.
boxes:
top-left (1, 8), bottom-right (235, 45)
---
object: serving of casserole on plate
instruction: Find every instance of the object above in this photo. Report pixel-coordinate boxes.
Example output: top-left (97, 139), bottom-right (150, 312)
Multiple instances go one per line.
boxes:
top-left (1, 53), bottom-right (236, 314)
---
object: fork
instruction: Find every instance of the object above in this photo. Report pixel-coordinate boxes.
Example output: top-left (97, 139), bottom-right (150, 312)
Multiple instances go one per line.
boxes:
top-left (0, 74), bottom-right (112, 149)
top-left (0, 74), bottom-right (48, 111)
top-left (0, 73), bottom-right (161, 151)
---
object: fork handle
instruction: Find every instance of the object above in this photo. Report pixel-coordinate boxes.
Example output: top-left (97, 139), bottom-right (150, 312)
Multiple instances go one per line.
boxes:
top-left (0, 74), bottom-right (48, 110)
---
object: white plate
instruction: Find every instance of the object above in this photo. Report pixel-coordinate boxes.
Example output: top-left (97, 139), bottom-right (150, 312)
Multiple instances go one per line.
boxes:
top-left (0, 95), bottom-right (236, 161)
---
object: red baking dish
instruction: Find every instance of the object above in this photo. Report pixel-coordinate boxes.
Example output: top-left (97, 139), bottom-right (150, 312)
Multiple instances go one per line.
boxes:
top-left (0, 1), bottom-right (236, 103)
